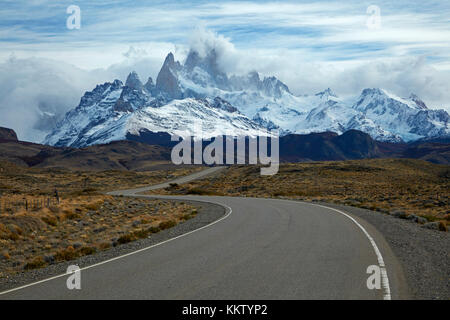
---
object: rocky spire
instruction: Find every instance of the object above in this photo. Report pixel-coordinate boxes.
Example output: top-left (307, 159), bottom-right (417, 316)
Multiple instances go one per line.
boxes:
top-left (315, 88), bottom-right (337, 99)
top-left (155, 52), bottom-right (182, 99)
top-left (144, 76), bottom-right (155, 93)
top-left (125, 71), bottom-right (143, 90)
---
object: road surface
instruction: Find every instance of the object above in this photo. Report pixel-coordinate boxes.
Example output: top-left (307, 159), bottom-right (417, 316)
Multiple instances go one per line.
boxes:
top-left (0, 166), bottom-right (405, 299)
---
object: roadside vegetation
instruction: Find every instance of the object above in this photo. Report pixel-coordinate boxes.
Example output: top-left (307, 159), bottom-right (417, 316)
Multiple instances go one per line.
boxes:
top-left (148, 159), bottom-right (449, 230)
top-left (0, 161), bottom-right (200, 277)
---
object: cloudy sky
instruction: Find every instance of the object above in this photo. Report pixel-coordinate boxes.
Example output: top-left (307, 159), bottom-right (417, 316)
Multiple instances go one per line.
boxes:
top-left (1, 0), bottom-right (450, 141)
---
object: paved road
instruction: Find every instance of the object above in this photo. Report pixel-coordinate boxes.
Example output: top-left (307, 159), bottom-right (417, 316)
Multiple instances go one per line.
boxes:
top-left (0, 167), bottom-right (405, 299)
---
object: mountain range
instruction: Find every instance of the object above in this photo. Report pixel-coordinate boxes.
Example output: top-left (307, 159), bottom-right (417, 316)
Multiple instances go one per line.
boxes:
top-left (43, 49), bottom-right (449, 147)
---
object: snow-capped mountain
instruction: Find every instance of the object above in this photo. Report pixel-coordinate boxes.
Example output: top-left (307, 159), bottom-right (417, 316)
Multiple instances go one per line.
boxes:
top-left (44, 49), bottom-right (449, 147)
top-left (44, 71), bottom-right (268, 148)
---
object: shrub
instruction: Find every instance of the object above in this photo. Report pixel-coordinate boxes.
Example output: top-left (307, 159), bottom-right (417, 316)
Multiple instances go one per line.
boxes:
top-left (133, 229), bottom-right (149, 239)
top-left (180, 210), bottom-right (197, 221)
top-left (48, 206), bottom-right (60, 213)
top-left (79, 246), bottom-right (96, 256)
top-left (24, 256), bottom-right (46, 270)
top-left (64, 210), bottom-right (80, 220)
top-left (55, 246), bottom-right (78, 261)
top-left (159, 220), bottom-right (176, 230)
top-left (41, 216), bottom-right (58, 226)
top-left (84, 201), bottom-right (102, 211)
top-left (98, 242), bottom-right (111, 250)
top-left (147, 226), bottom-right (161, 234)
top-left (8, 232), bottom-right (19, 241)
top-left (117, 233), bottom-right (135, 244)
top-left (186, 188), bottom-right (218, 195)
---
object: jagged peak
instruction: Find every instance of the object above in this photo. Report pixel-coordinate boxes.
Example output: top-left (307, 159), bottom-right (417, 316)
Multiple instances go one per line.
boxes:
top-left (360, 88), bottom-right (384, 97)
top-left (248, 71), bottom-right (260, 81)
top-left (409, 93), bottom-right (428, 110)
top-left (125, 71), bottom-right (143, 90)
top-left (79, 80), bottom-right (123, 104)
top-left (315, 88), bottom-right (337, 99)
top-left (112, 79), bottom-right (123, 87)
top-left (144, 76), bottom-right (154, 90)
top-left (165, 52), bottom-right (175, 64)
top-left (162, 52), bottom-right (181, 71)
top-left (183, 48), bottom-right (228, 87)
top-left (156, 53), bottom-right (183, 99)
top-left (184, 50), bottom-right (201, 71)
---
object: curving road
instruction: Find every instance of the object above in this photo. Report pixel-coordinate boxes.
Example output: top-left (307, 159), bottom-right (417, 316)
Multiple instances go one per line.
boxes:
top-left (0, 167), bottom-right (406, 299)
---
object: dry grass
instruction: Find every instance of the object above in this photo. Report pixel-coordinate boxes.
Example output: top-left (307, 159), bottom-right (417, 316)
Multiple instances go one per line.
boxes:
top-left (0, 161), bottom-right (201, 277)
top-left (149, 159), bottom-right (449, 224)
top-left (0, 195), bottom-right (197, 276)
top-left (0, 161), bottom-right (203, 198)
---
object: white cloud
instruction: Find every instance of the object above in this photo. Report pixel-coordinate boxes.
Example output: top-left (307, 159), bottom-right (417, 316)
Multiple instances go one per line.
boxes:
top-left (1, 1), bottom-right (449, 141)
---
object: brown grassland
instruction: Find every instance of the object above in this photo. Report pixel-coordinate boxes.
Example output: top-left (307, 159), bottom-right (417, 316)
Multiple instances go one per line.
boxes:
top-left (149, 159), bottom-right (449, 225)
top-left (0, 161), bottom-right (201, 277)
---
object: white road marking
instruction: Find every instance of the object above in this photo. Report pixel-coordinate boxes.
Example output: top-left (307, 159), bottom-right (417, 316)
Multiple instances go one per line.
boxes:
top-left (0, 200), bottom-right (232, 296)
top-left (264, 198), bottom-right (392, 300)
top-left (306, 203), bottom-right (391, 300)
top-left (0, 165), bottom-right (392, 300)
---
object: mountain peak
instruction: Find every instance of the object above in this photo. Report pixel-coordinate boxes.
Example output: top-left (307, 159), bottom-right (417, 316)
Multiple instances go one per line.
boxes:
top-left (184, 50), bottom-right (201, 72)
top-left (125, 71), bottom-right (143, 90)
top-left (360, 88), bottom-right (384, 97)
top-left (261, 76), bottom-right (290, 98)
top-left (409, 93), bottom-right (428, 110)
top-left (156, 52), bottom-right (182, 99)
top-left (144, 76), bottom-right (155, 92)
top-left (164, 52), bottom-right (175, 65)
top-left (315, 88), bottom-right (337, 99)
top-left (183, 48), bottom-right (229, 90)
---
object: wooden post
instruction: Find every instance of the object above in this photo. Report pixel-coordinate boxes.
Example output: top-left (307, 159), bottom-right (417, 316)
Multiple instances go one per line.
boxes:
top-left (54, 188), bottom-right (60, 204)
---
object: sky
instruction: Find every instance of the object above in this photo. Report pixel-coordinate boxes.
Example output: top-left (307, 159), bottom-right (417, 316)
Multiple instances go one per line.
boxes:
top-left (1, 0), bottom-right (450, 141)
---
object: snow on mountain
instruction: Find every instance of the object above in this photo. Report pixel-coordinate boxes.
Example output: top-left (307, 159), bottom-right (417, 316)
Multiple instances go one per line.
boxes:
top-left (44, 48), bottom-right (450, 147)
top-left (127, 97), bottom-right (267, 139)
top-left (43, 71), bottom-right (269, 147)
top-left (352, 88), bottom-right (449, 141)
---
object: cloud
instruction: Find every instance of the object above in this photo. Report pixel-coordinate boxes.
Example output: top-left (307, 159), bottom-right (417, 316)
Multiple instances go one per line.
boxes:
top-left (0, 53), bottom-right (160, 142)
top-left (180, 29), bottom-right (450, 110)
top-left (0, 56), bottom-right (105, 141)
top-left (1, 1), bottom-right (450, 142)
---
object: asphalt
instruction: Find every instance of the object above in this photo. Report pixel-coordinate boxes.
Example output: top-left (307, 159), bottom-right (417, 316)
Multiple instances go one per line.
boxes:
top-left (0, 166), bottom-right (406, 299)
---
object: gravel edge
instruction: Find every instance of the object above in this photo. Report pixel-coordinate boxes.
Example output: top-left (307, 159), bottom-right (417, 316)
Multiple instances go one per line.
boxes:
top-left (0, 199), bottom-right (225, 292)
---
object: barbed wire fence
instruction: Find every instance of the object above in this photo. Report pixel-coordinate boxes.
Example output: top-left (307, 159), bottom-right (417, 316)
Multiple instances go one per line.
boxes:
top-left (0, 189), bottom-right (60, 215)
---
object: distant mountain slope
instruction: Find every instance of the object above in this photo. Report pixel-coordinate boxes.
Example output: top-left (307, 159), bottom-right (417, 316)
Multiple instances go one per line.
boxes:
top-left (3, 126), bottom-right (450, 166)
top-left (0, 127), bottom-right (173, 170)
top-left (279, 130), bottom-right (382, 162)
top-left (0, 127), bottom-right (18, 141)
